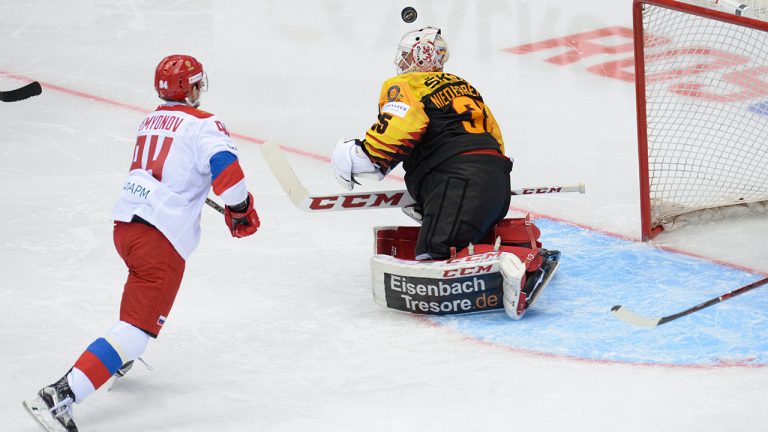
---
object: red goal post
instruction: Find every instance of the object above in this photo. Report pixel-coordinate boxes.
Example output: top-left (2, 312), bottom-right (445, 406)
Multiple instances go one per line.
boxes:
top-left (634, 0), bottom-right (768, 240)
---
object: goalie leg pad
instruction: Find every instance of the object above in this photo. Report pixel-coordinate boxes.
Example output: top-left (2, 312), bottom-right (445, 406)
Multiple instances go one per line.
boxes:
top-left (373, 223), bottom-right (560, 319)
top-left (500, 252), bottom-right (527, 320)
top-left (371, 251), bottom-right (511, 315)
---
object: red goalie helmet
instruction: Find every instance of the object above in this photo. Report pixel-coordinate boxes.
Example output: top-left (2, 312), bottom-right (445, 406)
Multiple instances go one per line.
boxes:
top-left (154, 54), bottom-right (207, 103)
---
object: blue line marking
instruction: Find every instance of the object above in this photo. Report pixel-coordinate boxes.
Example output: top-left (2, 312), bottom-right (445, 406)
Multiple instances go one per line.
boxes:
top-left (429, 219), bottom-right (767, 366)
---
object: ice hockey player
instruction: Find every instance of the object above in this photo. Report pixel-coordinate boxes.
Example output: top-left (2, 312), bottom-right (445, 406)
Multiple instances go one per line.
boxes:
top-left (22, 54), bottom-right (260, 432)
top-left (331, 27), bottom-right (560, 321)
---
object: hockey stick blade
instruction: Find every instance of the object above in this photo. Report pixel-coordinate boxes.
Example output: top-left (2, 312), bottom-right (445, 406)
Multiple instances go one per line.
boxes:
top-left (610, 305), bottom-right (662, 328)
top-left (260, 140), bottom-right (312, 208)
top-left (611, 277), bottom-right (768, 328)
top-left (0, 81), bottom-right (42, 102)
top-left (261, 141), bottom-right (585, 212)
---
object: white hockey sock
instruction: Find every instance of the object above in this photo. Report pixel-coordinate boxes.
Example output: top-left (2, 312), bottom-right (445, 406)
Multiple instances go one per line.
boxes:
top-left (67, 321), bottom-right (150, 403)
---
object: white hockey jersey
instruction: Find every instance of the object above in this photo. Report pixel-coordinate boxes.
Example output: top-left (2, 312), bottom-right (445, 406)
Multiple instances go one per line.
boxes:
top-left (112, 103), bottom-right (248, 259)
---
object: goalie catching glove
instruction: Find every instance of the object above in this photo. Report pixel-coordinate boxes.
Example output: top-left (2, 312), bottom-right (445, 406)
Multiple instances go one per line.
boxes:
top-left (224, 192), bottom-right (260, 238)
top-left (331, 138), bottom-right (384, 190)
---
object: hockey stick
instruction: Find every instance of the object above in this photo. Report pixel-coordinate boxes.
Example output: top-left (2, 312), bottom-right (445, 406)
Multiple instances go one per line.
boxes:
top-left (205, 198), bottom-right (225, 214)
top-left (611, 277), bottom-right (768, 328)
top-left (0, 81), bottom-right (42, 102)
top-left (260, 140), bottom-right (585, 212)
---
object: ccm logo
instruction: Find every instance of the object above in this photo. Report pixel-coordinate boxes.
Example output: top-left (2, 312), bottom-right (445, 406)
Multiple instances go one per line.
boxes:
top-left (309, 192), bottom-right (405, 210)
top-left (443, 265), bottom-right (494, 277)
top-left (518, 187), bottom-right (562, 195)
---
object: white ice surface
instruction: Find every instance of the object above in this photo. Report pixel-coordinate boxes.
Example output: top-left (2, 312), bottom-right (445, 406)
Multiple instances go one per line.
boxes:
top-left (2, 1), bottom-right (767, 431)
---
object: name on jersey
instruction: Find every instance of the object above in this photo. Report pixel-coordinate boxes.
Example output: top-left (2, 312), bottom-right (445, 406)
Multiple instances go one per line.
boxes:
top-left (122, 181), bottom-right (151, 199)
top-left (429, 83), bottom-right (480, 109)
top-left (424, 72), bottom-right (461, 89)
top-left (139, 114), bottom-right (184, 132)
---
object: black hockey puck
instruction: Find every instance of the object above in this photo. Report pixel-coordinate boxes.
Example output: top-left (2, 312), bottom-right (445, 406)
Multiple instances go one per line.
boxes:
top-left (401, 7), bottom-right (417, 23)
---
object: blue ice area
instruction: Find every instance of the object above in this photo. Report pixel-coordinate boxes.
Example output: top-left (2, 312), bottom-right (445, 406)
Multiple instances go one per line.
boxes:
top-left (429, 219), bottom-right (767, 367)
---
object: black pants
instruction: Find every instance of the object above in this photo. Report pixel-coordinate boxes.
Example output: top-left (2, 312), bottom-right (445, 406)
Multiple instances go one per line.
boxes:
top-left (414, 154), bottom-right (512, 259)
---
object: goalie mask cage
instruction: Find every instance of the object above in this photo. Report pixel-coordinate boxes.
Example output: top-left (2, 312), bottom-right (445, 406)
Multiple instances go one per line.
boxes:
top-left (634, 0), bottom-right (768, 240)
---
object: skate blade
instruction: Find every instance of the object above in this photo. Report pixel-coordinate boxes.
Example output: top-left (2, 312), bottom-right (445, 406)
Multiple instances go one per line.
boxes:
top-left (22, 397), bottom-right (67, 432)
top-left (526, 260), bottom-right (560, 309)
top-left (108, 374), bottom-right (124, 392)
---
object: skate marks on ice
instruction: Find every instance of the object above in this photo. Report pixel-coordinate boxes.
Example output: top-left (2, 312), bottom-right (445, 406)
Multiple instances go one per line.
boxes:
top-left (427, 219), bottom-right (767, 367)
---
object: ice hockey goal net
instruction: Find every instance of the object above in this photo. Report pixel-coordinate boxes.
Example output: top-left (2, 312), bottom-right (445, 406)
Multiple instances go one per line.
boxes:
top-left (634, 0), bottom-right (768, 240)
top-left (680, 0), bottom-right (768, 18)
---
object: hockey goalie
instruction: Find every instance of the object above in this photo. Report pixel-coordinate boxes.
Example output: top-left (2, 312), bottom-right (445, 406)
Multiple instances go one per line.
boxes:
top-left (331, 26), bottom-right (561, 319)
top-left (331, 27), bottom-right (560, 319)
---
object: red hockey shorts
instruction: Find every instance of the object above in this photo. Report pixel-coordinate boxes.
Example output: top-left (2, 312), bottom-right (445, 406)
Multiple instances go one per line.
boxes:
top-left (113, 221), bottom-right (186, 338)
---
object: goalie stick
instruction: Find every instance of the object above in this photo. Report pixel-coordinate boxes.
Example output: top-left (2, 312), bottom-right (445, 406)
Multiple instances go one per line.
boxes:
top-left (260, 140), bottom-right (585, 212)
top-left (0, 81), bottom-right (42, 102)
top-left (611, 276), bottom-right (768, 328)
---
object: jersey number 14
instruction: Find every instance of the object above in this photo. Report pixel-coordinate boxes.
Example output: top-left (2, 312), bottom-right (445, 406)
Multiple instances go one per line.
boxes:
top-left (129, 134), bottom-right (173, 181)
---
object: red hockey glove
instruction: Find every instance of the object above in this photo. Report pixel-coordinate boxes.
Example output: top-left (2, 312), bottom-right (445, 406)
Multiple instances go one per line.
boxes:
top-left (224, 192), bottom-right (260, 238)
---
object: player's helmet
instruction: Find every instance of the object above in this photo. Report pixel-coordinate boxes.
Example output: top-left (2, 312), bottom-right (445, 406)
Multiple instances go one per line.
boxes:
top-left (394, 27), bottom-right (449, 75)
top-left (154, 54), bottom-right (208, 106)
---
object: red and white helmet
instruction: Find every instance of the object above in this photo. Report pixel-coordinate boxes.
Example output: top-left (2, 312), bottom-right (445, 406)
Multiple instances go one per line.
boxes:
top-left (394, 27), bottom-right (449, 75)
top-left (154, 54), bottom-right (208, 106)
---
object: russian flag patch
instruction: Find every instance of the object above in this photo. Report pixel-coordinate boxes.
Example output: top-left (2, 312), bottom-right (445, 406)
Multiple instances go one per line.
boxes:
top-left (157, 315), bottom-right (167, 326)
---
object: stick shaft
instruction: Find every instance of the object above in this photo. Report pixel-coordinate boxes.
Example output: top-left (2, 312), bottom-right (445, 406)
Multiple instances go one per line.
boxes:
top-left (612, 277), bottom-right (768, 327)
top-left (657, 277), bottom-right (768, 325)
top-left (205, 198), bottom-right (225, 214)
top-left (261, 141), bottom-right (585, 212)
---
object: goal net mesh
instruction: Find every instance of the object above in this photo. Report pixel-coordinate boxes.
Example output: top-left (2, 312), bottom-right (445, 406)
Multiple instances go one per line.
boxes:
top-left (639, 0), bottom-right (768, 232)
top-left (680, 0), bottom-right (768, 19)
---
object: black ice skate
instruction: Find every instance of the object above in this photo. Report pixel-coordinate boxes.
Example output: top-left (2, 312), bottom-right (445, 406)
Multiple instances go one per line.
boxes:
top-left (523, 249), bottom-right (561, 309)
top-left (22, 375), bottom-right (78, 432)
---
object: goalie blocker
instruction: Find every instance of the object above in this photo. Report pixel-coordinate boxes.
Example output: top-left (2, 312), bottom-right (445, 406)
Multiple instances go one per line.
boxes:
top-left (372, 216), bottom-right (560, 319)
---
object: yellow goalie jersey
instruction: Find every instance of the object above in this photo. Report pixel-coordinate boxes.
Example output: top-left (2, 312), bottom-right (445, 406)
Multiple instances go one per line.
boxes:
top-left (361, 72), bottom-right (506, 187)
